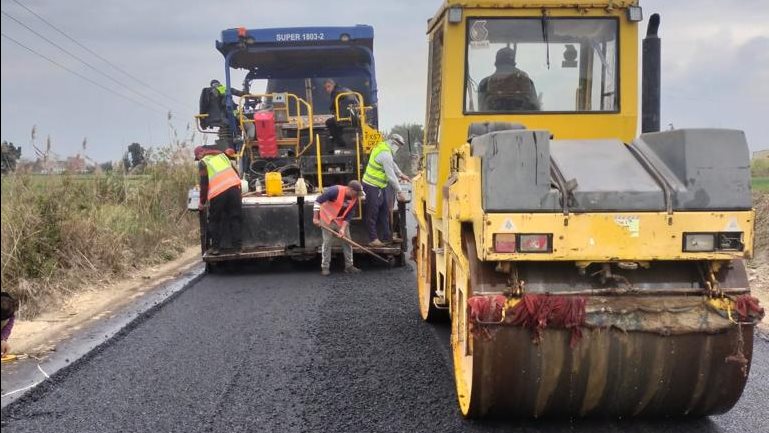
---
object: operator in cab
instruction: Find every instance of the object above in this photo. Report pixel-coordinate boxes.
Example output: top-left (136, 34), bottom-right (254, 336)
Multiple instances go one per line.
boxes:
top-left (323, 78), bottom-right (357, 146)
top-left (313, 180), bottom-right (365, 276)
top-left (195, 146), bottom-right (242, 255)
top-left (362, 133), bottom-right (410, 247)
top-left (478, 47), bottom-right (540, 112)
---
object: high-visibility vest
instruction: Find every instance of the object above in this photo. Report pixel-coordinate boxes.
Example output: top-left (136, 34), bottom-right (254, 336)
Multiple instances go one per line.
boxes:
top-left (201, 153), bottom-right (241, 200)
top-left (362, 141), bottom-right (391, 188)
top-left (215, 84), bottom-right (239, 117)
top-left (319, 186), bottom-right (357, 226)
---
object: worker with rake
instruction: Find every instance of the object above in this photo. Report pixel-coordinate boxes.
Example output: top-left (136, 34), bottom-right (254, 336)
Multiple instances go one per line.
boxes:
top-left (313, 180), bottom-right (365, 276)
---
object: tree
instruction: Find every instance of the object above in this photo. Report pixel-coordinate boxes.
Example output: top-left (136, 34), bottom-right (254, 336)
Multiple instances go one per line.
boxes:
top-left (123, 142), bottom-right (147, 173)
top-left (128, 142), bottom-right (146, 168)
top-left (1, 141), bottom-right (22, 174)
top-left (99, 161), bottom-right (114, 173)
top-left (387, 123), bottom-right (424, 177)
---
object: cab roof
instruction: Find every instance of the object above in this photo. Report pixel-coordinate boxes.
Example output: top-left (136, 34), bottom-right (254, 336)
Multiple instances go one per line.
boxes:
top-left (428, 0), bottom-right (639, 31)
top-left (217, 25), bottom-right (375, 78)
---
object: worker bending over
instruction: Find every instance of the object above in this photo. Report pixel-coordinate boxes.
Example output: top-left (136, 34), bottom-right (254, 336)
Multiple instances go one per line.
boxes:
top-left (195, 146), bottom-right (242, 255)
top-left (313, 180), bottom-right (364, 276)
top-left (362, 133), bottom-right (410, 247)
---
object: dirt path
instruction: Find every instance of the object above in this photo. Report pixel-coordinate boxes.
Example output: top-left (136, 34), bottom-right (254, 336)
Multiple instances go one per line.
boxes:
top-left (4, 247), bottom-right (201, 358)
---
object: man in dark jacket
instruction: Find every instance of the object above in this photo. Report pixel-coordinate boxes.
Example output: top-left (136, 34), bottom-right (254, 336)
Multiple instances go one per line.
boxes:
top-left (199, 80), bottom-right (246, 129)
top-left (323, 79), bottom-right (357, 146)
top-left (478, 47), bottom-right (540, 112)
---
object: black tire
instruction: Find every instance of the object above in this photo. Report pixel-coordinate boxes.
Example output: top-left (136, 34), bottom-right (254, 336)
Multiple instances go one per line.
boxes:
top-left (417, 223), bottom-right (448, 322)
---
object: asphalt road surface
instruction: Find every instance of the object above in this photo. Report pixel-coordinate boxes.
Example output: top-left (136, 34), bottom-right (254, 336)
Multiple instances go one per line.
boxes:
top-left (1, 258), bottom-right (767, 433)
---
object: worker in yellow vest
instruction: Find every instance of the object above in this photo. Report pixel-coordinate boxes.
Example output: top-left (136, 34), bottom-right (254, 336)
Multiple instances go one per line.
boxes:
top-left (195, 147), bottom-right (242, 255)
top-left (362, 133), bottom-right (410, 247)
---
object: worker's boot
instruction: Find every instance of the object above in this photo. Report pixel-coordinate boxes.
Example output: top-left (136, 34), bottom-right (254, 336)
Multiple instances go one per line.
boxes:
top-left (344, 265), bottom-right (361, 274)
top-left (321, 268), bottom-right (331, 276)
top-left (369, 239), bottom-right (385, 247)
top-left (208, 248), bottom-right (220, 256)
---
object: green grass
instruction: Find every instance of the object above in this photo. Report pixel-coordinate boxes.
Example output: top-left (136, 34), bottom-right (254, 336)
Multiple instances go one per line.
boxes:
top-left (753, 177), bottom-right (769, 192)
top-left (1, 164), bottom-right (198, 317)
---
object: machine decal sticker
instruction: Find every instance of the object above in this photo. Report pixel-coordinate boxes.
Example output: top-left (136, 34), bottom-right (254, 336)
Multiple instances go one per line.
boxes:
top-left (501, 219), bottom-right (516, 232)
top-left (469, 20), bottom-right (489, 49)
top-left (614, 216), bottom-right (640, 237)
top-left (724, 218), bottom-right (741, 232)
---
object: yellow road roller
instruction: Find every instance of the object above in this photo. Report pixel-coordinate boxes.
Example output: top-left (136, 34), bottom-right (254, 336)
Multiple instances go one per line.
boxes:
top-left (411, 0), bottom-right (764, 418)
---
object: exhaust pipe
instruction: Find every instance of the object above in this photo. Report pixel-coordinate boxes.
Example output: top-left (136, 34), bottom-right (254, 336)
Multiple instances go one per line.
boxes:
top-left (642, 13), bottom-right (661, 133)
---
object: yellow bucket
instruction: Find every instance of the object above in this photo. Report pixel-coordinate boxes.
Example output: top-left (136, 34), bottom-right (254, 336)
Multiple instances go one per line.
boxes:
top-left (265, 172), bottom-right (283, 197)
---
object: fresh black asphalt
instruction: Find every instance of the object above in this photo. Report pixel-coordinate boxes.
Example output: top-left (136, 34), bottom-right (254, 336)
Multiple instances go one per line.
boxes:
top-left (2, 258), bottom-right (767, 432)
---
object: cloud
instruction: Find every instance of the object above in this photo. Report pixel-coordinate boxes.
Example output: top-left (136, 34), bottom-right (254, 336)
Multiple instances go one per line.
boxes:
top-left (1, 0), bottom-right (767, 163)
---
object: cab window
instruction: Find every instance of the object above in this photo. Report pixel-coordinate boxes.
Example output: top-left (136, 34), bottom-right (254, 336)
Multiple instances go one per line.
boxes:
top-left (465, 18), bottom-right (618, 113)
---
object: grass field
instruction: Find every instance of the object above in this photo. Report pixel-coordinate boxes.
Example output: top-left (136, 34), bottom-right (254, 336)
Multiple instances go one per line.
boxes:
top-left (1, 165), bottom-right (198, 317)
top-left (753, 177), bottom-right (769, 192)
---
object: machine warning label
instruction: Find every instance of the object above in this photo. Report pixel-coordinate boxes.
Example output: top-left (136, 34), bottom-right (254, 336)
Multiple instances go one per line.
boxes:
top-left (614, 216), bottom-right (640, 237)
top-left (724, 218), bottom-right (741, 232)
top-left (501, 219), bottom-right (516, 232)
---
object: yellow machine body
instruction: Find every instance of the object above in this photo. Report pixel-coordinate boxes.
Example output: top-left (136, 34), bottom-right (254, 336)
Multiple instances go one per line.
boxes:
top-left (412, 0), bottom-right (761, 418)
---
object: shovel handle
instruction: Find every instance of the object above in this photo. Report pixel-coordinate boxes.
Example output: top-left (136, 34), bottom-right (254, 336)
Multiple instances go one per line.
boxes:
top-left (319, 225), bottom-right (390, 264)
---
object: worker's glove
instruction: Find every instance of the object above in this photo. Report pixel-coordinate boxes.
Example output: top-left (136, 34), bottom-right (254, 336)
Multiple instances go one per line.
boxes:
top-left (399, 174), bottom-right (411, 182)
top-left (397, 191), bottom-right (407, 202)
top-left (198, 202), bottom-right (208, 211)
top-left (1, 340), bottom-right (9, 356)
top-left (337, 223), bottom-right (347, 238)
top-left (313, 217), bottom-right (321, 227)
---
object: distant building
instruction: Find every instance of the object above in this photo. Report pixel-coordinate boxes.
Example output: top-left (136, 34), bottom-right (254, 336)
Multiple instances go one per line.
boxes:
top-left (753, 149), bottom-right (769, 160)
top-left (65, 155), bottom-right (87, 173)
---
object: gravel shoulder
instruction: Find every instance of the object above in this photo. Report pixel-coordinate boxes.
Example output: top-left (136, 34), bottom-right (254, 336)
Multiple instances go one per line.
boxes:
top-left (2, 247), bottom-right (201, 359)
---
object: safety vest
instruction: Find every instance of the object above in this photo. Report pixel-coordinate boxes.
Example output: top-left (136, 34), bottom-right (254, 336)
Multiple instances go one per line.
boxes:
top-left (319, 186), bottom-right (357, 226)
top-left (215, 84), bottom-right (226, 95)
top-left (362, 141), bottom-right (391, 188)
top-left (201, 153), bottom-right (241, 200)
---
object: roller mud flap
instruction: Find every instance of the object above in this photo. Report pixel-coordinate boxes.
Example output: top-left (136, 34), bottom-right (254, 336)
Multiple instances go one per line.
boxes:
top-left (462, 294), bottom-right (762, 418)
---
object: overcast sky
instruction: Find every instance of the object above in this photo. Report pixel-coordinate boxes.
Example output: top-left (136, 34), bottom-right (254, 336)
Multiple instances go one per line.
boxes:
top-left (1, 0), bottom-right (767, 162)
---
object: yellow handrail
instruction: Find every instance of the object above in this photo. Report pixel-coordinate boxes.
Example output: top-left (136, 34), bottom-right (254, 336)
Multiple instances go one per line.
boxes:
top-left (334, 91), bottom-right (382, 154)
top-left (315, 133), bottom-right (323, 191)
top-left (354, 132), bottom-right (363, 221)
top-left (194, 114), bottom-right (219, 134)
top-left (236, 93), bottom-right (315, 161)
top-left (334, 91), bottom-right (367, 125)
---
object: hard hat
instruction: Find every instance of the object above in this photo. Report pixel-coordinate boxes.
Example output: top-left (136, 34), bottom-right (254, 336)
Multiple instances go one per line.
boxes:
top-left (389, 133), bottom-right (406, 148)
top-left (210, 79), bottom-right (221, 87)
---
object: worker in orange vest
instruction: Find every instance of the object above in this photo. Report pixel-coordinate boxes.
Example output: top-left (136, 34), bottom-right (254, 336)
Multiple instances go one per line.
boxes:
top-left (195, 147), bottom-right (242, 255)
top-left (313, 180), bottom-right (364, 276)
